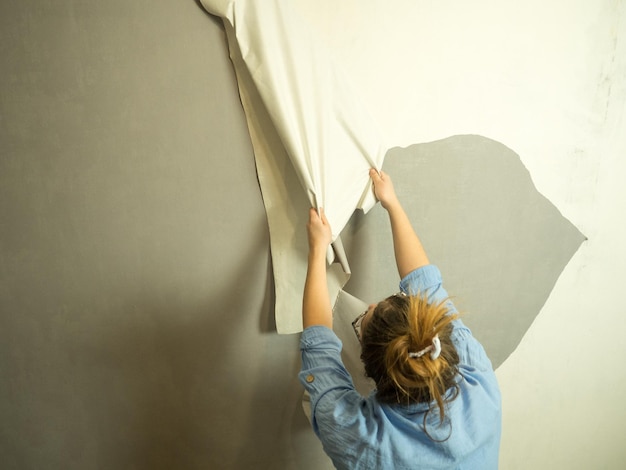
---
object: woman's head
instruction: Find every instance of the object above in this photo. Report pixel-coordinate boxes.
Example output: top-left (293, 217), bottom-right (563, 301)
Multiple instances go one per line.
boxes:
top-left (359, 293), bottom-right (460, 422)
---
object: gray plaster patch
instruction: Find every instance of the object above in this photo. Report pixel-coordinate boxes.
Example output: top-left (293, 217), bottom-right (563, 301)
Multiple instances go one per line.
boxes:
top-left (340, 135), bottom-right (586, 369)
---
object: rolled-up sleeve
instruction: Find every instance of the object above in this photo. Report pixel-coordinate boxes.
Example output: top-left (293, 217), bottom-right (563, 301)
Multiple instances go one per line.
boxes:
top-left (400, 264), bottom-right (455, 311)
top-left (299, 326), bottom-right (361, 434)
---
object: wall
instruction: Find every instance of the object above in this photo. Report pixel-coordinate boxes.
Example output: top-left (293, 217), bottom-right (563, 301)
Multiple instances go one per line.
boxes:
top-left (1, 1), bottom-right (624, 469)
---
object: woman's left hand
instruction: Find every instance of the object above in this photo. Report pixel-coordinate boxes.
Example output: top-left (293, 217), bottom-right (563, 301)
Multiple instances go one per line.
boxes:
top-left (306, 207), bottom-right (332, 252)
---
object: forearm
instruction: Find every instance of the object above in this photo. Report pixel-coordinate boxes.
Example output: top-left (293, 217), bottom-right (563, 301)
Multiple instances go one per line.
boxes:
top-left (386, 200), bottom-right (430, 279)
top-left (302, 247), bottom-right (333, 329)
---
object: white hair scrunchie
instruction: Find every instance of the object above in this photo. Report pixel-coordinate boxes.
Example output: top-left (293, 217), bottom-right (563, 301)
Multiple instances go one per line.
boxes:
top-left (408, 334), bottom-right (441, 360)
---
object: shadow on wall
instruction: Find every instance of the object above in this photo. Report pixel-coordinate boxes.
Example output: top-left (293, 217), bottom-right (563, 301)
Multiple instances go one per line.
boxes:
top-left (341, 135), bottom-right (587, 369)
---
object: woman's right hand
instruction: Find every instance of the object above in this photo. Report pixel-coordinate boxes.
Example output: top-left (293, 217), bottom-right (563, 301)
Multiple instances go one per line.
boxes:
top-left (370, 169), bottom-right (400, 210)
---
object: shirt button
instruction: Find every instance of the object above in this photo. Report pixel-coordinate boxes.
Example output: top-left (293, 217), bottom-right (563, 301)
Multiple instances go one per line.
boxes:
top-left (305, 374), bottom-right (315, 383)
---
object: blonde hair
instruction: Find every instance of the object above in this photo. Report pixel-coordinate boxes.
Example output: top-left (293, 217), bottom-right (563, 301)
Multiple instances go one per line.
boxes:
top-left (361, 293), bottom-right (460, 427)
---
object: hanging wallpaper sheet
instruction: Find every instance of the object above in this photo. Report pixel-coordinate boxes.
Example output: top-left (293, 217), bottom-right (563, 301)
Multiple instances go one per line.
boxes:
top-left (200, 0), bottom-right (387, 333)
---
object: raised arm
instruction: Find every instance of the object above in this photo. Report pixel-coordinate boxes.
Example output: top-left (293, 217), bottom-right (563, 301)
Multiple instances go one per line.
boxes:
top-left (370, 169), bottom-right (429, 279)
top-left (302, 207), bottom-right (333, 329)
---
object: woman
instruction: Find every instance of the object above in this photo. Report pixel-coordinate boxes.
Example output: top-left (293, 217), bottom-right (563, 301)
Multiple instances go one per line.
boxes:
top-left (300, 169), bottom-right (502, 469)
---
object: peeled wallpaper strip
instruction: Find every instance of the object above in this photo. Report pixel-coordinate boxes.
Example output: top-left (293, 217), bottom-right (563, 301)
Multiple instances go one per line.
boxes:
top-left (201, 0), bottom-right (387, 333)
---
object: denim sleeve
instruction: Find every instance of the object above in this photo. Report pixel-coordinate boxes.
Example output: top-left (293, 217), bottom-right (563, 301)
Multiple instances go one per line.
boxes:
top-left (399, 264), bottom-right (452, 308)
top-left (299, 326), bottom-right (368, 443)
top-left (399, 265), bottom-right (493, 371)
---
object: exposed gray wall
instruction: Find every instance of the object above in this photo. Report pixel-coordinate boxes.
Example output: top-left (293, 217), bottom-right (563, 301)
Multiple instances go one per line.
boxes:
top-left (341, 137), bottom-right (585, 368)
top-left (1, 1), bottom-right (332, 468)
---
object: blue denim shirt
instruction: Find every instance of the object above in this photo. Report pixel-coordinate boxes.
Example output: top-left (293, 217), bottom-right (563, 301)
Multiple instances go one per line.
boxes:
top-left (299, 264), bottom-right (501, 469)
